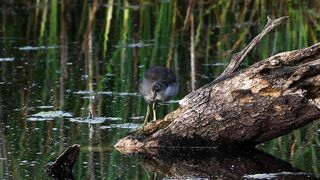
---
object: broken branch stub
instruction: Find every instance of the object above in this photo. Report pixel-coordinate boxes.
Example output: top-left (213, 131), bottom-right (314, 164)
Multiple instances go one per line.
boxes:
top-left (45, 144), bottom-right (80, 179)
top-left (220, 16), bottom-right (289, 78)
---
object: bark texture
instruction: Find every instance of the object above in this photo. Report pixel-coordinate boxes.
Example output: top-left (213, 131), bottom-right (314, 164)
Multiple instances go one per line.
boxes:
top-left (115, 16), bottom-right (320, 149)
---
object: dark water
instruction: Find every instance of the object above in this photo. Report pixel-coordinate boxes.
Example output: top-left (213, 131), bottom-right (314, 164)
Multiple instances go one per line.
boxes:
top-left (0, 1), bottom-right (319, 179)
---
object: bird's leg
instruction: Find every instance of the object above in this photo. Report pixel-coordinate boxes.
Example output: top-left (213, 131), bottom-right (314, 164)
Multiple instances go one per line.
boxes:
top-left (152, 102), bottom-right (157, 121)
top-left (151, 91), bottom-right (158, 121)
top-left (142, 104), bottom-right (151, 126)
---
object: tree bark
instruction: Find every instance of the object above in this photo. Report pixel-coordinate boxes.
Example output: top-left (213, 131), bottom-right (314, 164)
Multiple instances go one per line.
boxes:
top-left (115, 16), bottom-right (320, 149)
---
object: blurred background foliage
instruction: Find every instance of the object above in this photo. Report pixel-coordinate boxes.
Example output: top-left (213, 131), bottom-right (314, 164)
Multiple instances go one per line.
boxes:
top-left (0, 0), bottom-right (319, 179)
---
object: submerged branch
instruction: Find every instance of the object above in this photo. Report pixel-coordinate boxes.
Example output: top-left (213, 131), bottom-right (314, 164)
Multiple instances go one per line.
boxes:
top-left (45, 144), bottom-right (80, 180)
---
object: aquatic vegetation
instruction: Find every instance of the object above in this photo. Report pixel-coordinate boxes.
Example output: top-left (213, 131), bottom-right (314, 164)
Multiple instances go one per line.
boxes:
top-left (0, 0), bottom-right (319, 179)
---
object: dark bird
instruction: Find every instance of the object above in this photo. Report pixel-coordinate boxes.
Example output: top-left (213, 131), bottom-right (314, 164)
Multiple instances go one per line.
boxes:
top-left (139, 66), bottom-right (179, 126)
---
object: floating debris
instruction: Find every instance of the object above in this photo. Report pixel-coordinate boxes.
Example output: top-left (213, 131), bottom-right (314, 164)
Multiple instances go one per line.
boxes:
top-left (127, 42), bottom-right (152, 48)
top-left (100, 123), bottom-right (141, 130)
top-left (73, 91), bottom-right (139, 97)
top-left (33, 111), bottom-right (72, 118)
top-left (118, 92), bottom-right (140, 96)
top-left (105, 73), bottom-right (115, 77)
top-left (108, 117), bottom-right (122, 121)
top-left (202, 63), bottom-right (228, 67)
top-left (27, 117), bottom-right (54, 121)
top-left (129, 116), bottom-right (144, 120)
top-left (37, 105), bottom-right (54, 109)
top-left (27, 110), bottom-right (72, 121)
top-left (98, 91), bottom-right (113, 95)
top-left (18, 45), bottom-right (61, 51)
top-left (68, 117), bottom-right (107, 124)
top-left (73, 90), bottom-right (95, 95)
top-left (115, 41), bottom-right (153, 48)
top-left (0, 57), bottom-right (14, 62)
top-left (243, 172), bottom-right (311, 179)
top-left (82, 96), bottom-right (96, 99)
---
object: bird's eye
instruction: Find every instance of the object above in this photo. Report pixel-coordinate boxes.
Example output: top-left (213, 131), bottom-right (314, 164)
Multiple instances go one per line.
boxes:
top-left (152, 84), bottom-right (160, 92)
top-left (152, 81), bottom-right (166, 92)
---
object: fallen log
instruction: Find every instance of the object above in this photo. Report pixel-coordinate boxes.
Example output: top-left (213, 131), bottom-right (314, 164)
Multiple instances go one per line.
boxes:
top-left (115, 16), bottom-right (320, 148)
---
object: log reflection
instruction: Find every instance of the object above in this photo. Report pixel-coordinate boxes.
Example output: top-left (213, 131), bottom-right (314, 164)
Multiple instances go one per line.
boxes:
top-left (136, 148), bottom-right (317, 179)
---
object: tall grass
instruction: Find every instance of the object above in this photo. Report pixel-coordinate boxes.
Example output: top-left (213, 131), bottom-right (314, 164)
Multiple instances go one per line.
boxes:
top-left (0, 0), bottom-right (320, 179)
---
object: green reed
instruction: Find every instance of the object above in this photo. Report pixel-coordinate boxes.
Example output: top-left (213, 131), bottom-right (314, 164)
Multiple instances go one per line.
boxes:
top-left (1, 0), bottom-right (320, 179)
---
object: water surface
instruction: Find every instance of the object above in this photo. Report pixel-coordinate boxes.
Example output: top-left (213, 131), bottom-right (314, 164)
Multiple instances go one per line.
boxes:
top-left (0, 1), bottom-right (319, 179)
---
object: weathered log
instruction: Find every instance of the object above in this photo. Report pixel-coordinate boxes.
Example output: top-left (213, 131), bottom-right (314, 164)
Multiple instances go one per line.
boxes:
top-left (115, 16), bottom-right (320, 148)
top-left (45, 144), bottom-right (80, 180)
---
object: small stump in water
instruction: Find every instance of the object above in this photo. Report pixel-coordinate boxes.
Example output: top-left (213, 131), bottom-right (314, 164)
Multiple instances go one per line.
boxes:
top-left (45, 144), bottom-right (80, 180)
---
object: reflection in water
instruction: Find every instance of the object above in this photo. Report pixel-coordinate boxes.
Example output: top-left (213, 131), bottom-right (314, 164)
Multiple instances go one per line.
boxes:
top-left (139, 148), bottom-right (317, 179)
top-left (47, 146), bottom-right (318, 179)
top-left (0, 0), bottom-right (319, 179)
